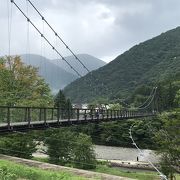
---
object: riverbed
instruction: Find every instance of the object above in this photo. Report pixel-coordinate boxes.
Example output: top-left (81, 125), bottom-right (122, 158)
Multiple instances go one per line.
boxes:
top-left (34, 144), bottom-right (160, 163)
top-left (94, 145), bottom-right (160, 163)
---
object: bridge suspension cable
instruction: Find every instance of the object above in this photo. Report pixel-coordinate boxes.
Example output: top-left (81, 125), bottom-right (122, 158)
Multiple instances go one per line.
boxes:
top-left (7, 0), bottom-right (12, 56)
top-left (25, 0), bottom-right (30, 64)
top-left (136, 87), bottom-right (156, 109)
top-left (10, 0), bottom-right (82, 78)
top-left (9, 0), bottom-right (155, 106)
top-left (10, 0), bottom-right (113, 100)
top-left (136, 87), bottom-right (157, 110)
top-left (121, 87), bottom-right (157, 110)
top-left (26, 0), bottom-right (90, 74)
top-left (25, 0), bottom-right (113, 99)
top-left (26, 0), bottom-right (104, 100)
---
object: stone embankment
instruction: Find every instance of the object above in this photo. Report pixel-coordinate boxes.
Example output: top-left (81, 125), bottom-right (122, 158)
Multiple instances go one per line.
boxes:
top-left (0, 155), bottom-right (134, 180)
top-left (106, 159), bottom-right (159, 171)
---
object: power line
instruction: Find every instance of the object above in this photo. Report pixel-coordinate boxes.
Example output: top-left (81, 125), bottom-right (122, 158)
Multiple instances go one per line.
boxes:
top-left (0, 129), bottom-right (170, 176)
top-left (11, 125), bottom-right (135, 148)
top-left (0, 144), bottom-right (171, 177)
top-left (0, 130), bottom-right (162, 174)
top-left (27, 0), bottom-right (90, 74)
top-left (10, 0), bottom-right (82, 78)
top-left (129, 123), bottom-right (167, 180)
top-left (0, 146), bottom-right (96, 168)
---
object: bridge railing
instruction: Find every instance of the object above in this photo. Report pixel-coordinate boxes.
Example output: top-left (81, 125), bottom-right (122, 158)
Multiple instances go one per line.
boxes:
top-left (0, 106), bottom-right (155, 129)
top-left (0, 106), bottom-right (60, 127)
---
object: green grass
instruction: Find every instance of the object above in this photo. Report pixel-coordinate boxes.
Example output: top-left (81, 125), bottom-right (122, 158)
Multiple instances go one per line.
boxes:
top-left (95, 164), bottom-right (180, 180)
top-left (95, 165), bottom-right (159, 180)
top-left (12, 157), bottom-right (180, 180)
top-left (32, 157), bottom-right (49, 163)
top-left (0, 160), bottom-right (89, 180)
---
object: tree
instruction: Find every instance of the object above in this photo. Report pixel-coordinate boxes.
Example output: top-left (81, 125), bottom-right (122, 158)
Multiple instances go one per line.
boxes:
top-left (73, 133), bottom-right (96, 169)
top-left (166, 83), bottom-right (175, 109)
top-left (109, 103), bottom-right (123, 110)
top-left (44, 129), bottom-right (97, 169)
top-left (0, 56), bottom-right (53, 107)
top-left (154, 110), bottom-right (180, 179)
top-left (0, 133), bottom-right (37, 159)
top-left (44, 129), bottom-right (75, 165)
top-left (174, 89), bottom-right (180, 106)
top-left (54, 90), bottom-right (73, 118)
top-left (54, 90), bottom-right (66, 109)
top-left (89, 97), bottom-right (109, 109)
top-left (66, 98), bottom-right (72, 110)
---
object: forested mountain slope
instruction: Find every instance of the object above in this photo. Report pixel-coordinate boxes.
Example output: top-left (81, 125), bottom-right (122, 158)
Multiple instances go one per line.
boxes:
top-left (52, 54), bottom-right (106, 76)
top-left (20, 54), bottom-right (77, 93)
top-left (64, 27), bottom-right (180, 103)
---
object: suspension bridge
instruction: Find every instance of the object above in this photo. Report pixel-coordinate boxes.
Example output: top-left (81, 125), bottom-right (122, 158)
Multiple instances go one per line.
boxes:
top-left (0, 0), bottom-right (158, 133)
top-left (0, 105), bottom-right (156, 133)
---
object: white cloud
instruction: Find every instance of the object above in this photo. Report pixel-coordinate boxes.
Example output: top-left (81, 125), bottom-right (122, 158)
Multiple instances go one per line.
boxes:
top-left (0, 0), bottom-right (180, 62)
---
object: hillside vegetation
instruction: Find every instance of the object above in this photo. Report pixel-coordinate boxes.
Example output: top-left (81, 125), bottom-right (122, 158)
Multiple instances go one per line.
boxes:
top-left (21, 54), bottom-right (105, 94)
top-left (52, 54), bottom-right (106, 76)
top-left (64, 27), bottom-right (180, 103)
top-left (21, 54), bottom-right (77, 93)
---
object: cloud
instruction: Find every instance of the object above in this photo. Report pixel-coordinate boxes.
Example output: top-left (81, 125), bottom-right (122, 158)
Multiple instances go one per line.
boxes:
top-left (0, 0), bottom-right (180, 62)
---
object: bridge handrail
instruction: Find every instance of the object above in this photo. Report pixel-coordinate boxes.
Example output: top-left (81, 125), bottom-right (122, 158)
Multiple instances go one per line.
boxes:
top-left (0, 106), bottom-right (151, 112)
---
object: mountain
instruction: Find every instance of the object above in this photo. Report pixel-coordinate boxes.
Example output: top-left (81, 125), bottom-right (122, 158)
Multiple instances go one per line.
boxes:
top-left (20, 54), bottom-right (77, 94)
top-left (64, 27), bottom-right (180, 103)
top-left (51, 54), bottom-right (106, 76)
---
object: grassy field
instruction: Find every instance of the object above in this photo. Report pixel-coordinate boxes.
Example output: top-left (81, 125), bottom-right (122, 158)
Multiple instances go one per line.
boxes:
top-left (95, 164), bottom-right (180, 180)
top-left (95, 165), bottom-right (159, 180)
top-left (2, 157), bottom-right (180, 180)
top-left (33, 157), bottom-right (180, 180)
top-left (0, 160), bottom-right (88, 180)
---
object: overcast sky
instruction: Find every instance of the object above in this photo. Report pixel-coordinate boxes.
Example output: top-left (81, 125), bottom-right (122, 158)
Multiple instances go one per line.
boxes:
top-left (1, 0), bottom-right (180, 62)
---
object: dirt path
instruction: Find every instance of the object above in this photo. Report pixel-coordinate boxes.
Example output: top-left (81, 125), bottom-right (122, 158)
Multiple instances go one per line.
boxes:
top-left (0, 155), bottom-right (135, 180)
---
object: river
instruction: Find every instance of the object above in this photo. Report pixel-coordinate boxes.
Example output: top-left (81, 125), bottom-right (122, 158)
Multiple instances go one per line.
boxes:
top-left (34, 144), bottom-right (160, 163)
top-left (94, 145), bottom-right (160, 163)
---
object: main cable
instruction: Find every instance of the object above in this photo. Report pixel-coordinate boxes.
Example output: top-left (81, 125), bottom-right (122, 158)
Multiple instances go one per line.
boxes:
top-left (11, 1), bottom-right (115, 103)
top-left (26, 0), bottom-right (30, 64)
top-left (10, 0), bottom-right (156, 111)
top-left (136, 87), bottom-right (156, 108)
top-left (26, 0), bottom-right (114, 101)
top-left (136, 87), bottom-right (157, 110)
top-left (27, 0), bottom-right (90, 74)
top-left (10, 0), bottom-right (82, 78)
top-left (121, 87), bottom-right (157, 110)
top-left (7, 0), bottom-right (12, 57)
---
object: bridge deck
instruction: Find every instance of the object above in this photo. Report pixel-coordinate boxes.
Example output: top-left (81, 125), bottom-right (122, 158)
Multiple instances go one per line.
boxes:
top-left (0, 113), bottom-right (155, 133)
top-left (0, 106), bottom-right (156, 133)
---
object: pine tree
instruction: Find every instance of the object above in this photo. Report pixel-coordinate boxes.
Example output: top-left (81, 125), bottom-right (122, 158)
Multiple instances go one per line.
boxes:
top-left (54, 90), bottom-right (66, 109)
